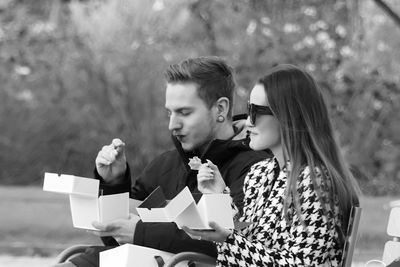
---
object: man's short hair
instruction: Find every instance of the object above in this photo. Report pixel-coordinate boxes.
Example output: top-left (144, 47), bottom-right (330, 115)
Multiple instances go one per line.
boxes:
top-left (164, 56), bottom-right (235, 118)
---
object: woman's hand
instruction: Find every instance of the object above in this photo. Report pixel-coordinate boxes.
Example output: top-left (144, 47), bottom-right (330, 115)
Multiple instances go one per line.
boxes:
top-left (197, 160), bottom-right (226, 194)
top-left (182, 222), bottom-right (232, 243)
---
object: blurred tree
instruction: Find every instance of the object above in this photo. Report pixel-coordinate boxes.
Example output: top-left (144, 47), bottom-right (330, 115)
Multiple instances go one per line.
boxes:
top-left (373, 0), bottom-right (400, 28)
top-left (0, 0), bottom-right (399, 194)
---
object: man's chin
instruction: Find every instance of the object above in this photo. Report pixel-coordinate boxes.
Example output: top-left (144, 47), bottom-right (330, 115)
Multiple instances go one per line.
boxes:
top-left (180, 142), bottom-right (195, 152)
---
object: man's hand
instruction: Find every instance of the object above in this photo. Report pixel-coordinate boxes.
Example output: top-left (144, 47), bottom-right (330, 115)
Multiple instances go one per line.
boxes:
top-left (91, 214), bottom-right (140, 245)
top-left (197, 160), bottom-right (226, 194)
top-left (95, 138), bottom-right (127, 184)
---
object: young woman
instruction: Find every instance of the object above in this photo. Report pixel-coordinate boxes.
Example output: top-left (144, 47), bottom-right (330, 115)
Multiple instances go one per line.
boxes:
top-left (184, 64), bottom-right (360, 266)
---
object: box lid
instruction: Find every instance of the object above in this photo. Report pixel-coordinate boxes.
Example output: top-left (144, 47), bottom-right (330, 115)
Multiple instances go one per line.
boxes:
top-left (43, 172), bottom-right (99, 197)
top-left (100, 244), bottom-right (188, 267)
top-left (138, 186), bottom-right (168, 209)
top-left (137, 187), bottom-right (195, 223)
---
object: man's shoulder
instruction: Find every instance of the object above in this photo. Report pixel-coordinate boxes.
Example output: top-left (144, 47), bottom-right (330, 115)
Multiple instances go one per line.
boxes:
top-left (219, 138), bottom-right (272, 165)
top-left (231, 149), bottom-right (272, 165)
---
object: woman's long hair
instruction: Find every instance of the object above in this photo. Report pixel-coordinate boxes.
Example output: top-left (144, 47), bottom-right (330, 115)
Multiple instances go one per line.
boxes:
top-left (258, 64), bottom-right (360, 243)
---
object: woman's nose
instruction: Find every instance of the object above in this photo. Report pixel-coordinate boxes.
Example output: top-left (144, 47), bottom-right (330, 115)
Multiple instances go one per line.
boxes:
top-left (244, 115), bottom-right (253, 127)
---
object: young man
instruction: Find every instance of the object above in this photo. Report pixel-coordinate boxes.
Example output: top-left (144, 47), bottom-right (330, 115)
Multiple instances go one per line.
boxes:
top-left (58, 57), bottom-right (269, 267)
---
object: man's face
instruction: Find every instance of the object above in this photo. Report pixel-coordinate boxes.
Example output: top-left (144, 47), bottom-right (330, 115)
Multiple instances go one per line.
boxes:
top-left (165, 82), bottom-right (217, 151)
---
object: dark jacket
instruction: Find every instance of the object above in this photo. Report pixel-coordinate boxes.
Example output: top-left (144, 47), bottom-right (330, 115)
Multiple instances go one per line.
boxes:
top-left (96, 116), bottom-right (270, 258)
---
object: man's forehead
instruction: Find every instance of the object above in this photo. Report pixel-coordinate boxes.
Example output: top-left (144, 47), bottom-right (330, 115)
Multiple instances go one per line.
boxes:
top-left (165, 82), bottom-right (206, 108)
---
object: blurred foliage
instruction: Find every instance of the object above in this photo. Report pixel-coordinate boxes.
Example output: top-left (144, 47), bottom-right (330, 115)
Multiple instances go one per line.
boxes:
top-left (0, 0), bottom-right (399, 195)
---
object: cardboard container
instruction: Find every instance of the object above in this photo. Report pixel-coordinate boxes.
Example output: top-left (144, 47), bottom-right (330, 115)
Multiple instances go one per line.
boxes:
top-left (137, 186), bottom-right (234, 229)
top-left (43, 172), bottom-right (99, 197)
top-left (69, 192), bottom-right (129, 230)
top-left (136, 186), bottom-right (193, 223)
top-left (99, 244), bottom-right (188, 267)
top-left (383, 207), bottom-right (400, 265)
top-left (383, 241), bottom-right (400, 266)
top-left (43, 172), bottom-right (129, 230)
top-left (387, 207), bottom-right (400, 237)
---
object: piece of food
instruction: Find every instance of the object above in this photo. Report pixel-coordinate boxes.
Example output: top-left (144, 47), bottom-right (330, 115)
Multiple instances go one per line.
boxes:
top-left (188, 156), bottom-right (202, 170)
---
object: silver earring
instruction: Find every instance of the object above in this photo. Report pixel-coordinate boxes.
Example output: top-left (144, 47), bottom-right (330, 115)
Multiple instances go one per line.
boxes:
top-left (217, 115), bottom-right (225, 123)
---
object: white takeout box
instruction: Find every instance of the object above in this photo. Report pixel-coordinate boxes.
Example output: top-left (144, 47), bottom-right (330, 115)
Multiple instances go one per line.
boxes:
top-left (43, 172), bottom-right (129, 230)
top-left (136, 186), bottom-right (234, 229)
top-left (43, 172), bottom-right (99, 197)
top-left (100, 244), bottom-right (190, 267)
top-left (383, 207), bottom-right (400, 265)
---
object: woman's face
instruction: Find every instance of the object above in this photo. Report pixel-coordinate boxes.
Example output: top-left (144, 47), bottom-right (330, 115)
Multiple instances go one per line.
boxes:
top-left (246, 84), bottom-right (281, 152)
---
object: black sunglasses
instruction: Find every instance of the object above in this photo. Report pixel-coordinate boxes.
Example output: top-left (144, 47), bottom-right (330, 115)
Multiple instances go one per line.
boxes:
top-left (247, 101), bottom-right (274, 125)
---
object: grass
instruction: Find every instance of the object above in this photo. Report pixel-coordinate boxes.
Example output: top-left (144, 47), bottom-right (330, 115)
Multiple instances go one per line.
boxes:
top-left (0, 186), bottom-right (101, 257)
top-left (0, 186), bottom-right (398, 264)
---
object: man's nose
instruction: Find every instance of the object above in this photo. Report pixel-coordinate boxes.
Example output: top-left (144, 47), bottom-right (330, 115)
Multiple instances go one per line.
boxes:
top-left (168, 114), bottom-right (182, 131)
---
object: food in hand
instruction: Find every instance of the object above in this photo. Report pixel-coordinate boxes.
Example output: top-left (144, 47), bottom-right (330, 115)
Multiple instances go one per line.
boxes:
top-left (188, 156), bottom-right (202, 170)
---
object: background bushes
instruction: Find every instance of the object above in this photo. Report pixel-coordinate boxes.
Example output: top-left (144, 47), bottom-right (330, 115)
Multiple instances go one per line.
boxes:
top-left (1, 0), bottom-right (399, 195)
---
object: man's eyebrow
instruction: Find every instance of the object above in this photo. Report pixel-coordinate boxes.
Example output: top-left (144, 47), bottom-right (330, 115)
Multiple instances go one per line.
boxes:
top-left (166, 107), bottom-right (193, 112)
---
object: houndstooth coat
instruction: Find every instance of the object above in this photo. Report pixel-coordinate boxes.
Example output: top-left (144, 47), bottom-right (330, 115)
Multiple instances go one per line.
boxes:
top-left (216, 157), bottom-right (343, 266)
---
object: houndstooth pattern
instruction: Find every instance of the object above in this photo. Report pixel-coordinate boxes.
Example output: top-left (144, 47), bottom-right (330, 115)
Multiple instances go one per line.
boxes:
top-left (216, 157), bottom-right (342, 266)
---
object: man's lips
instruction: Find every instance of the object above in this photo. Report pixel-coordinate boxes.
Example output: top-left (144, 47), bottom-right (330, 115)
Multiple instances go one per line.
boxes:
top-left (174, 134), bottom-right (186, 141)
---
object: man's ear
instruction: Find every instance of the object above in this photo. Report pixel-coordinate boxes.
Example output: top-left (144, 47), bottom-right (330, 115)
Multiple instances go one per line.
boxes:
top-left (215, 97), bottom-right (230, 118)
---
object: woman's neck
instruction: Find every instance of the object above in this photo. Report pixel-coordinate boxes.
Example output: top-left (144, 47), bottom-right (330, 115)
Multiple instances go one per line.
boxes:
top-left (271, 146), bottom-right (285, 169)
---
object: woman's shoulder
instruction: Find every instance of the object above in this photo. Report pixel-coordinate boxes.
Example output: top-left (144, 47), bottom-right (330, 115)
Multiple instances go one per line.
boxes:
top-left (298, 164), bottom-right (330, 188)
top-left (246, 157), bottom-right (279, 177)
top-left (250, 157), bottom-right (276, 169)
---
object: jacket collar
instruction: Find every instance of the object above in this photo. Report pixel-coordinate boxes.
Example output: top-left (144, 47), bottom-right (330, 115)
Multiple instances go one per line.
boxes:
top-left (171, 114), bottom-right (251, 171)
